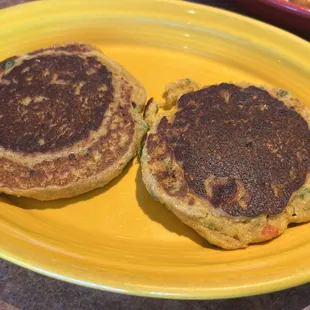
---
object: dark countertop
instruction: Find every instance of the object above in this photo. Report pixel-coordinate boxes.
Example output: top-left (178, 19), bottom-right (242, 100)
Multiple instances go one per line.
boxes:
top-left (0, 0), bottom-right (309, 309)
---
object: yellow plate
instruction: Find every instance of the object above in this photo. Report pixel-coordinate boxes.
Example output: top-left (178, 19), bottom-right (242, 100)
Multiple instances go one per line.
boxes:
top-left (0, 0), bottom-right (310, 299)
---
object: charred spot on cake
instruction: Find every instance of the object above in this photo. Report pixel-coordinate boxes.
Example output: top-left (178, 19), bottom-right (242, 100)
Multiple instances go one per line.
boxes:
top-left (29, 169), bottom-right (37, 176)
top-left (0, 53), bottom-right (114, 153)
top-left (68, 153), bottom-right (76, 161)
top-left (153, 83), bottom-right (309, 217)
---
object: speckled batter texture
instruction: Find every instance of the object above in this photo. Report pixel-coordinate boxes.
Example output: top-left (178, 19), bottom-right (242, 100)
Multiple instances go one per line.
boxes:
top-left (142, 81), bottom-right (310, 249)
top-left (0, 43), bottom-right (147, 200)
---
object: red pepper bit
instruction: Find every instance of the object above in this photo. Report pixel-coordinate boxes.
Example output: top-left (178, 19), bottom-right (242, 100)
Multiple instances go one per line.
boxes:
top-left (262, 225), bottom-right (279, 237)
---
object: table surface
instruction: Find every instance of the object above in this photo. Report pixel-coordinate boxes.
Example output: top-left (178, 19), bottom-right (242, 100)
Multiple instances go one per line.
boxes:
top-left (0, 0), bottom-right (309, 309)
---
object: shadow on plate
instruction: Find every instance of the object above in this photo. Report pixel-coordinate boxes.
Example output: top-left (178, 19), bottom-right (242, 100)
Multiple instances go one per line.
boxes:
top-left (0, 160), bottom-right (134, 210)
top-left (135, 165), bottom-right (217, 249)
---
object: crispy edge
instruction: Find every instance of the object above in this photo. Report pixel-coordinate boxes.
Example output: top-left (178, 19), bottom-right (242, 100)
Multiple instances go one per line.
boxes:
top-left (141, 82), bottom-right (310, 249)
top-left (0, 43), bottom-right (147, 200)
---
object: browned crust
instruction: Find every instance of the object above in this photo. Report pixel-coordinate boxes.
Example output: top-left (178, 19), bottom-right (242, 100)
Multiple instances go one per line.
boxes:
top-left (0, 43), bottom-right (147, 200)
top-left (0, 53), bottom-right (114, 153)
top-left (141, 82), bottom-right (310, 249)
top-left (148, 83), bottom-right (309, 217)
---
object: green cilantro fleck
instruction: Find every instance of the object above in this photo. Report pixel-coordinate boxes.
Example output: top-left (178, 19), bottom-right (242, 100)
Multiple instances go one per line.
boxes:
top-left (3, 60), bottom-right (15, 71)
top-left (138, 143), bottom-right (144, 161)
top-left (277, 89), bottom-right (288, 97)
top-left (205, 222), bottom-right (217, 230)
top-left (299, 187), bottom-right (310, 200)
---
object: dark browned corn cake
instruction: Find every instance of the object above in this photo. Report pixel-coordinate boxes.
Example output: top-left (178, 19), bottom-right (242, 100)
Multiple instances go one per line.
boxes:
top-left (0, 49), bottom-right (113, 153)
top-left (146, 83), bottom-right (309, 217)
top-left (0, 43), bottom-right (146, 199)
